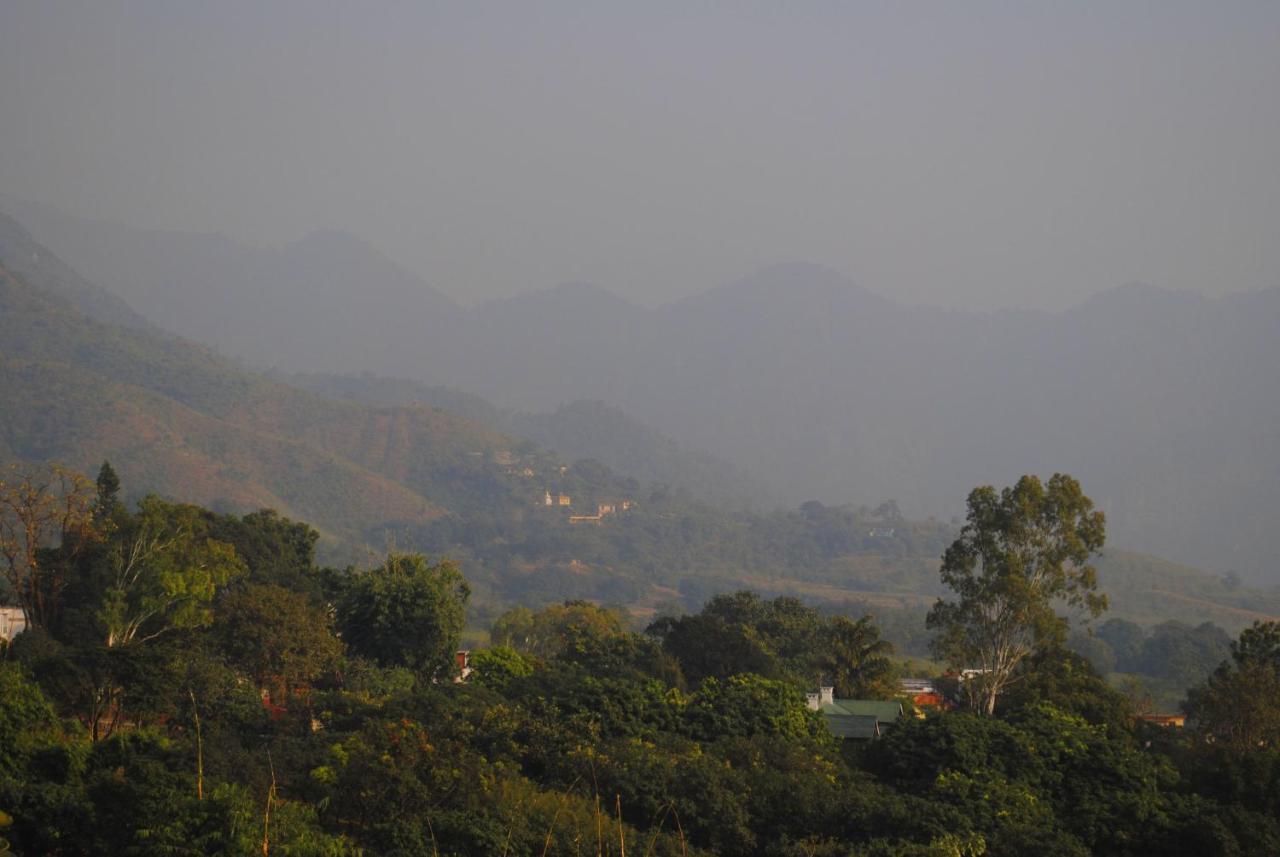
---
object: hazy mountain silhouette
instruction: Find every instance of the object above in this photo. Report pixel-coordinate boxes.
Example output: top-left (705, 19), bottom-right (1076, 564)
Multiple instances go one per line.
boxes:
top-left (6, 200), bottom-right (1278, 580)
top-left (0, 212), bottom-right (517, 558)
top-left (0, 196), bottom-right (463, 378)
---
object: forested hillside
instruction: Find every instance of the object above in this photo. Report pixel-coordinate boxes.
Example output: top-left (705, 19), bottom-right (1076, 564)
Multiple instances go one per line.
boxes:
top-left (9, 199), bottom-right (1277, 581)
top-left (290, 373), bottom-right (770, 507)
top-left (0, 213), bottom-right (516, 553)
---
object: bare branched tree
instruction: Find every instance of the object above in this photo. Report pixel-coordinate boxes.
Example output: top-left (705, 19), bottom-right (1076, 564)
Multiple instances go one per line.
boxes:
top-left (0, 463), bottom-right (94, 629)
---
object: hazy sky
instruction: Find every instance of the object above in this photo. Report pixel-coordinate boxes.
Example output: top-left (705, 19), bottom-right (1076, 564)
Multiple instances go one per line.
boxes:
top-left (2, 1), bottom-right (1278, 309)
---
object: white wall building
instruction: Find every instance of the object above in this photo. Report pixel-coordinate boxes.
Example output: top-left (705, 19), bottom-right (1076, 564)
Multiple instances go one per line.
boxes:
top-left (0, 606), bottom-right (27, 642)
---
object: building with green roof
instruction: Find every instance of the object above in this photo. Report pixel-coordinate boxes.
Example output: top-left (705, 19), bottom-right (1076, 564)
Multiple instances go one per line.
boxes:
top-left (807, 687), bottom-right (904, 740)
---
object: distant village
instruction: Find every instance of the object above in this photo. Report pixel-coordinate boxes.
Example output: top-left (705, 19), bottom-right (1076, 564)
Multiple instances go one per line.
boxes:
top-left (474, 446), bottom-right (638, 525)
top-left (542, 490), bottom-right (633, 524)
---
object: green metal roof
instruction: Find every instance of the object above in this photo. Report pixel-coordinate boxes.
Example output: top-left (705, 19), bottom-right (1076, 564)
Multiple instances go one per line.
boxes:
top-left (822, 712), bottom-right (880, 740)
top-left (822, 699), bottom-right (903, 725)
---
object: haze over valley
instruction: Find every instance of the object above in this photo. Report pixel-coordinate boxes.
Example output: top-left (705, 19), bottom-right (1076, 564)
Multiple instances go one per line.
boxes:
top-left (5, 195), bottom-right (1277, 583)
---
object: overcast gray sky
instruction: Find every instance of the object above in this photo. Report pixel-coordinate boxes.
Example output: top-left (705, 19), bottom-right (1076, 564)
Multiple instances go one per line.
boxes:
top-left (2, 1), bottom-right (1277, 309)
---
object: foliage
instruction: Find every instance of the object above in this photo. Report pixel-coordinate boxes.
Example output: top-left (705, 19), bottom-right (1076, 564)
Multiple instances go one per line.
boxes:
top-left (491, 599), bottom-right (628, 660)
top-left (928, 474), bottom-right (1106, 715)
top-left (821, 615), bottom-right (897, 698)
top-left (0, 664), bottom-right (61, 779)
top-left (648, 591), bottom-right (829, 686)
top-left (1, 472), bottom-right (1275, 856)
top-left (95, 497), bottom-right (247, 648)
top-left (336, 552), bottom-right (469, 678)
top-left (1232, 620), bottom-right (1280, 666)
top-left (996, 647), bottom-right (1131, 729)
top-left (209, 509), bottom-right (324, 597)
top-left (648, 592), bottom-right (903, 702)
top-left (1185, 621), bottom-right (1280, 752)
top-left (216, 583), bottom-right (342, 701)
top-left (468, 645), bottom-right (535, 690)
top-left (1070, 618), bottom-right (1234, 711)
top-left (686, 674), bottom-right (828, 743)
top-left (0, 463), bottom-right (94, 629)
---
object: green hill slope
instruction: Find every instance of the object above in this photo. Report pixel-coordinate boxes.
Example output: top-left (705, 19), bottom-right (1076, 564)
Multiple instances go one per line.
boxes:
top-left (0, 220), bottom-right (523, 557)
top-left (288, 373), bottom-right (770, 507)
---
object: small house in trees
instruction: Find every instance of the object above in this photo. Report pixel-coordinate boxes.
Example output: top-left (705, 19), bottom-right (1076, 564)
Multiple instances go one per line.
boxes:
top-left (823, 710), bottom-right (882, 739)
top-left (0, 606), bottom-right (25, 642)
top-left (543, 490), bottom-right (573, 507)
top-left (900, 677), bottom-right (949, 710)
top-left (569, 501), bottom-right (631, 524)
top-left (807, 686), bottom-right (903, 740)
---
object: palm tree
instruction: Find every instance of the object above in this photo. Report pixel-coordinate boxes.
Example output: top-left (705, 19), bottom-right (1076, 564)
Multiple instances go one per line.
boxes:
top-left (820, 615), bottom-right (896, 699)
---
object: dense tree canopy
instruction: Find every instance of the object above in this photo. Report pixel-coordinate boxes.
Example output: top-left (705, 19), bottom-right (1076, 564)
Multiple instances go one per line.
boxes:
top-left (1185, 621), bottom-right (1280, 751)
top-left (3, 467), bottom-right (1277, 856)
top-left (821, 615), bottom-right (897, 698)
top-left (96, 497), bottom-right (246, 648)
top-left (491, 599), bottom-right (628, 660)
top-left (216, 583), bottom-right (342, 702)
top-left (928, 474), bottom-right (1107, 715)
top-left (336, 552), bottom-right (469, 678)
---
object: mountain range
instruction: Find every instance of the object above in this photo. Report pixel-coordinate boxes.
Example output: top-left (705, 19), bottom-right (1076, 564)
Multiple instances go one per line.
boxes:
top-left (4, 195), bottom-right (1278, 580)
top-left (4, 206), bottom-right (1280, 633)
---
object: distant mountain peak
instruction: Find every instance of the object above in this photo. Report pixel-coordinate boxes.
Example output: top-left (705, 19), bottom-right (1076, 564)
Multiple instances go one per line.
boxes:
top-left (283, 228), bottom-right (419, 275)
top-left (670, 260), bottom-right (888, 313)
top-left (477, 281), bottom-right (641, 319)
